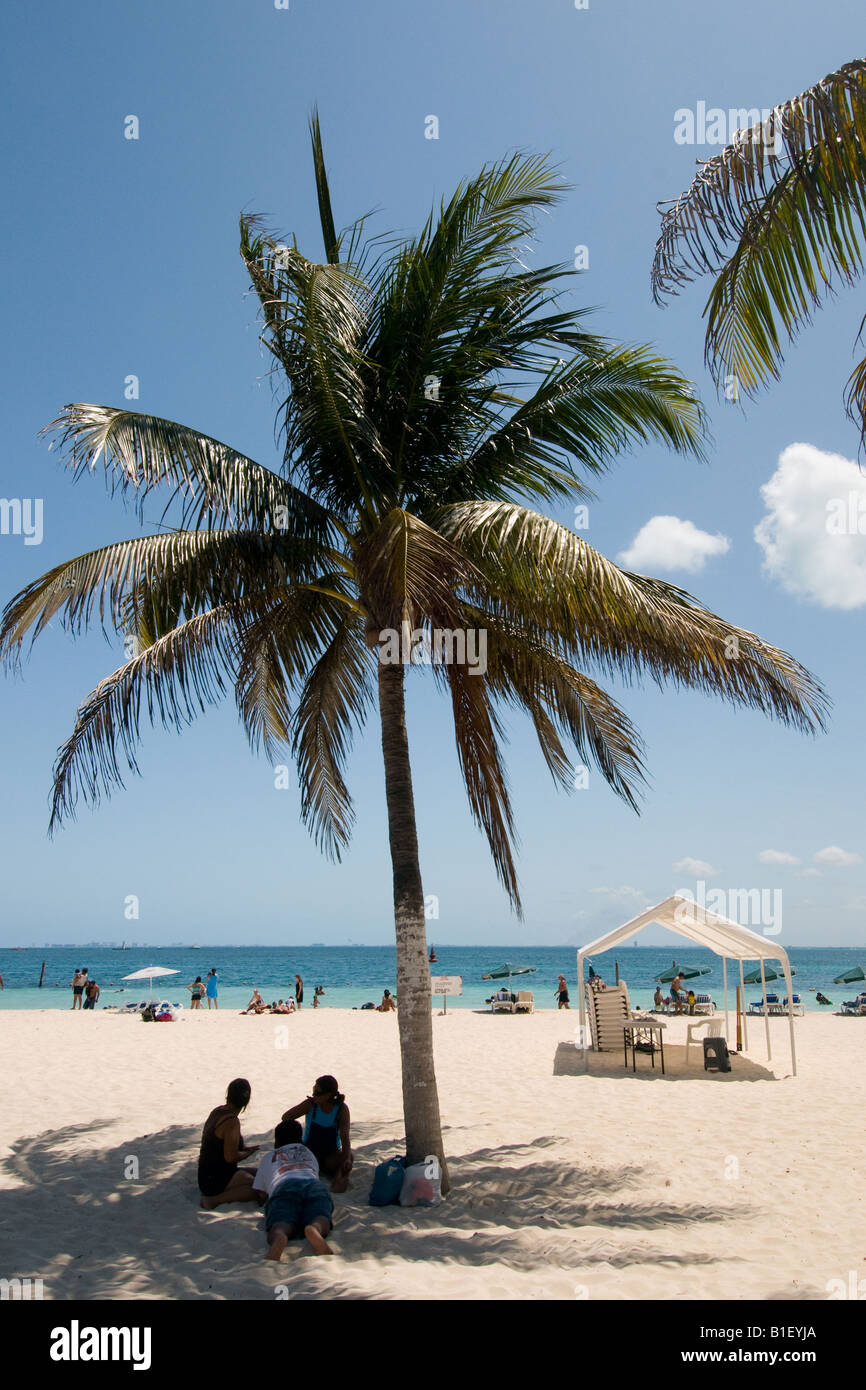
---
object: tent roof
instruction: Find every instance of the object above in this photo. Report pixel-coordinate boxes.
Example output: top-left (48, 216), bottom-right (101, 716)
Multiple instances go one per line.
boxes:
top-left (577, 895), bottom-right (791, 965)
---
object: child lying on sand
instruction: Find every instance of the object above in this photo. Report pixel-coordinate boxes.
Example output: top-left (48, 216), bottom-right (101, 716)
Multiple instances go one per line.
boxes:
top-left (252, 1120), bottom-right (334, 1259)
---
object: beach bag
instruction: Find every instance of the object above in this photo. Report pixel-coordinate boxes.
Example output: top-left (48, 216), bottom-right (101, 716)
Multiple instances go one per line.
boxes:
top-left (368, 1156), bottom-right (406, 1207)
top-left (399, 1160), bottom-right (442, 1207)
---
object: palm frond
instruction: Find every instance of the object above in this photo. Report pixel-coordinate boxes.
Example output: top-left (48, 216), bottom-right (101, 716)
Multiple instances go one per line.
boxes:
top-left (652, 60), bottom-right (866, 436)
top-left (433, 657), bottom-right (521, 911)
top-left (0, 529), bottom-right (336, 662)
top-left (48, 606), bottom-right (241, 831)
top-left (433, 501), bottom-right (829, 733)
top-left (41, 405), bottom-right (335, 538)
top-left (292, 614), bottom-right (375, 859)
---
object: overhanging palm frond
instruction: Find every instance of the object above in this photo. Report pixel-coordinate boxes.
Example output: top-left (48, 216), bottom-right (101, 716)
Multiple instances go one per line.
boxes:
top-left (292, 614), bottom-right (375, 859)
top-left (652, 60), bottom-right (866, 439)
top-left (41, 405), bottom-right (335, 537)
top-left (0, 530), bottom-right (336, 661)
top-left (433, 501), bottom-right (829, 733)
top-left (48, 605), bottom-right (242, 832)
top-left (471, 607), bottom-right (646, 810)
top-left (433, 655), bottom-right (521, 911)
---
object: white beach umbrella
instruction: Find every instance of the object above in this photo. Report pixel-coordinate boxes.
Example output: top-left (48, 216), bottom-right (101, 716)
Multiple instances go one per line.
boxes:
top-left (122, 965), bottom-right (180, 1001)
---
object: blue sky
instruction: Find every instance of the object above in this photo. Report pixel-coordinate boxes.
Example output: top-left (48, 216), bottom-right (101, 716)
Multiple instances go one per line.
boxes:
top-left (1, 0), bottom-right (865, 947)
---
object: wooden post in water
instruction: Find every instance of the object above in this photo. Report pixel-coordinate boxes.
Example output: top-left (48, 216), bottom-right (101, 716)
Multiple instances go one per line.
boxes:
top-left (38, 961), bottom-right (46, 989)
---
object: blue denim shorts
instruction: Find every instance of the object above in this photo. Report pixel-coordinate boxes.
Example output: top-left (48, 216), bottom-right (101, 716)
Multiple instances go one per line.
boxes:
top-left (265, 1179), bottom-right (333, 1233)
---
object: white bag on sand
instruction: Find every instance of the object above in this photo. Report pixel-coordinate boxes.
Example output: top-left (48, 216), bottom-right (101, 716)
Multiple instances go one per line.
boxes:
top-left (399, 1161), bottom-right (442, 1207)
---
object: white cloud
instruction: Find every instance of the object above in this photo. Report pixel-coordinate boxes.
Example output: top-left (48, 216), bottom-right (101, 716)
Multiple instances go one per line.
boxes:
top-left (589, 885), bottom-right (646, 900)
top-left (758, 850), bottom-right (799, 865)
top-left (754, 442), bottom-right (866, 609)
top-left (673, 857), bottom-right (719, 877)
top-left (618, 516), bottom-right (730, 574)
top-left (814, 845), bottom-right (862, 867)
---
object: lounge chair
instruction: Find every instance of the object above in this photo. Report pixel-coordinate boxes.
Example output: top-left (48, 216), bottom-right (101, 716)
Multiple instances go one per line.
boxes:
top-left (685, 1016), bottom-right (723, 1064)
top-left (491, 994), bottom-right (514, 1014)
top-left (749, 993), bottom-right (781, 1015)
top-left (784, 994), bottom-right (805, 1016)
top-left (513, 991), bottom-right (534, 1014)
top-left (692, 993), bottom-right (715, 1014)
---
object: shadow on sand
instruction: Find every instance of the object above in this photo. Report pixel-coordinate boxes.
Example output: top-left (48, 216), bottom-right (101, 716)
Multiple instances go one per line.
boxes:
top-left (553, 1041), bottom-right (779, 1081)
top-left (0, 1116), bottom-right (754, 1299)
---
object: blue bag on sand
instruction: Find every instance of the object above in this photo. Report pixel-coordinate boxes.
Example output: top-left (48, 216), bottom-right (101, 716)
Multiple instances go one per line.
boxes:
top-left (369, 1156), bottom-right (407, 1206)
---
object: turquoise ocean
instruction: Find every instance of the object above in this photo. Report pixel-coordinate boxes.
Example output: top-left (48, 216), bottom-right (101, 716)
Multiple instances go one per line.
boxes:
top-left (0, 944), bottom-right (863, 1012)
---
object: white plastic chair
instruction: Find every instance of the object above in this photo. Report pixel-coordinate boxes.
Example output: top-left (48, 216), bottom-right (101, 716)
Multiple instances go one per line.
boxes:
top-left (685, 1016), bottom-right (723, 1064)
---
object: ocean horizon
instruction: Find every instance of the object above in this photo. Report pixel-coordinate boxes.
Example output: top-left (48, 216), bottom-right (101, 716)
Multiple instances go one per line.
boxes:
top-left (1, 944), bottom-right (862, 1013)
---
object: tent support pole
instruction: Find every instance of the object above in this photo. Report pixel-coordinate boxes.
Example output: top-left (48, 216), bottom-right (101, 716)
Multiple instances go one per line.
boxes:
top-left (722, 958), bottom-right (729, 1044)
top-left (759, 958), bottom-right (771, 1060)
top-left (576, 952), bottom-right (588, 1070)
top-left (739, 961), bottom-right (749, 1052)
top-left (781, 956), bottom-right (797, 1077)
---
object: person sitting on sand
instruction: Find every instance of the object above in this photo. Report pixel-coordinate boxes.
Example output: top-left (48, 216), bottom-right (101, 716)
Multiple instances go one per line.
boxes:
top-left (282, 1075), bottom-right (353, 1193)
top-left (377, 989), bottom-right (396, 1012)
top-left (198, 1078), bottom-right (260, 1210)
top-left (252, 1119), bottom-right (334, 1259)
top-left (241, 989), bottom-right (267, 1015)
top-left (187, 976), bottom-right (205, 1009)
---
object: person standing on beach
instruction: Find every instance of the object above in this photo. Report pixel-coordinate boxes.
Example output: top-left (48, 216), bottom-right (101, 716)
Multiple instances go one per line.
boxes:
top-left (282, 1076), bottom-right (353, 1193)
top-left (187, 976), bottom-right (205, 1009)
top-left (206, 968), bottom-right (219, 1010)
top-left (198, 1078), bottom-right (259, 1210)
top-left (294, 974), bottom-right (304, 1009)
top-left (83, 978), bottom-right (100, 1010)
top-left (670, 972), bottom-right (687, 1013)
top-left (555, 975), bottom-right (570, 1009)
top-left (71, 968), bottom-right (85, 1010)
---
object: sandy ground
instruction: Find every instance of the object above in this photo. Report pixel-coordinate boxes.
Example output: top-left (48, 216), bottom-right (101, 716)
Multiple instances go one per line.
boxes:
top-left (0, 1007), bottom-right (863, 1301)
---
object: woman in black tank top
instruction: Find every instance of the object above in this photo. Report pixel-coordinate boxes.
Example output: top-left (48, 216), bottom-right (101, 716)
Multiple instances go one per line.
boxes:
top-left (198, 1079), bottom-right (260, 1209)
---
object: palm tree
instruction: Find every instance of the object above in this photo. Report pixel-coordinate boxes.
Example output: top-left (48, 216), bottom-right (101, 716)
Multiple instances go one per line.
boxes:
top-left (2, 118), bottom-right (828, 1188)
top-left (652, 60), bottom-right (866, 442)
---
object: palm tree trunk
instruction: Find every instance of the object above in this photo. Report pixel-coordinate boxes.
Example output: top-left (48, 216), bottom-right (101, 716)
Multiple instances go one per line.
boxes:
top-left (376, 656), bottom-right (450, 1193)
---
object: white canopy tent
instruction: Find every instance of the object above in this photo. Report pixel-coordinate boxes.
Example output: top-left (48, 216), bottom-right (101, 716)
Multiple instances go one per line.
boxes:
top-left (577, 895), bottom-right (797, 1075)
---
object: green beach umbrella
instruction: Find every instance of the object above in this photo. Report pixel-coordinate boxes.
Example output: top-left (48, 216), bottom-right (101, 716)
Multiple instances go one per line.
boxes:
top-left (482, 963), bottom-right (537, 982)
top-left (742, 966), bottom-right (796, 985)
top-left (654, 964), bottom-right (712, 983)
top-left (833, 965), bottom-right (866, 985)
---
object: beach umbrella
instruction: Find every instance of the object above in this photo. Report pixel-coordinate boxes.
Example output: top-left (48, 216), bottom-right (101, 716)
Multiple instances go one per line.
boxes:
top-left (122, 965), bottom-right (180, 1001)
top-left (654, 964), bottom-right (712, 983)
top-left (481, 963), bottom-right (537, 983)
top-left (742, 966), bottom-right (796, 985)
top-left (833, 965), bottom-right (866, 985)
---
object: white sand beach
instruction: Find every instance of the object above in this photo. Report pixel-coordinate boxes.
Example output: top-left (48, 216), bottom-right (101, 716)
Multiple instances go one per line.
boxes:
top-left (1, 1008), bottom-right (862, 1301)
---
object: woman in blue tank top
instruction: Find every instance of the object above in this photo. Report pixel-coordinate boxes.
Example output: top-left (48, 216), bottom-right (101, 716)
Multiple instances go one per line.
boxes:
top-left (281, 1075), bottom-right (353, 1192)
